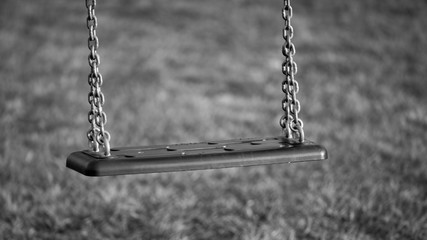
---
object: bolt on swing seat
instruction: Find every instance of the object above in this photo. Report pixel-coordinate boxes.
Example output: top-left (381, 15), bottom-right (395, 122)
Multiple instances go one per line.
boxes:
top-left (66, 0), bottom-right (327, 177)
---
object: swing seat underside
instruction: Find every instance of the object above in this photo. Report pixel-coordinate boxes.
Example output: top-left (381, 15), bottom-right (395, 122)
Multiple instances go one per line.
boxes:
top-left (66, 136), bottom-right (327, 176)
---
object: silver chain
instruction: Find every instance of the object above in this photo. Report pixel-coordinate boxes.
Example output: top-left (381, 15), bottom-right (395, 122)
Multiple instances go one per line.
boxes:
top-left (86, 0), bottom-right (111, 156)
top-left (83, 0), bottom-right (300, 153)
top-left (279, 0), bottom-right (304, 142)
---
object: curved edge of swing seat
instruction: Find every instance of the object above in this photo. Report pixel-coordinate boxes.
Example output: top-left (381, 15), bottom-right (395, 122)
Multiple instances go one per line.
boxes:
top-left (66, 137), bottom-right (328, 177)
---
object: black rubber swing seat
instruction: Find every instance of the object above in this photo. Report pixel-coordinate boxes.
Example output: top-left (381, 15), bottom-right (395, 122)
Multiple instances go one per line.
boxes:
top-left (66, 136), bottom-right (327, 176)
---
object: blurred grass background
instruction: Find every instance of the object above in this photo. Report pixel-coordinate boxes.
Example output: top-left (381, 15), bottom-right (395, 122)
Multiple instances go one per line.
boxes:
top-left (1, 0), bottom-right (427, 239)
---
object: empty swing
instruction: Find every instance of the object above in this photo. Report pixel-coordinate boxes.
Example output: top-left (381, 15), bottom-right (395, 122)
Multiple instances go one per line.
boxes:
top-left (66, 0), bottom-right (328, 176)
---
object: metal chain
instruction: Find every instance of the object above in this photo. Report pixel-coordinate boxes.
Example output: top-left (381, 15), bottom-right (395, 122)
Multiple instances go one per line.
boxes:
top-left (279, 0), bottom-right (304, 142)
top-left (86, 0), bottom-right (111, 156)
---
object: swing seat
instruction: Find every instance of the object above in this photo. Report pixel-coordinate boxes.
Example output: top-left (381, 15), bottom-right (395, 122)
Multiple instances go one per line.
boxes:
top-left (66, 136), bottom-right (327, 176)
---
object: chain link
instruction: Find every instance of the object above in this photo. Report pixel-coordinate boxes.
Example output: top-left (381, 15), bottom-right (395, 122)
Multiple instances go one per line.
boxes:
top-left (279, 0), bottom-right (304, 142)
top-left (86, 0), bottom-right (111, 156)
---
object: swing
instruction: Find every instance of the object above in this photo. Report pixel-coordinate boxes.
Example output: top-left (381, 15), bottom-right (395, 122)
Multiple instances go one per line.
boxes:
top-left (66, 0), bottom-right (328, 176)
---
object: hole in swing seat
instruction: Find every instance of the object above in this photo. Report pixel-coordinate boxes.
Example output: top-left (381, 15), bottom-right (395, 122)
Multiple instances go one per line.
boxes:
top-left (166, 146), bottom-right (177, 151)
top-left (116, 155), bottom-right (134, 158)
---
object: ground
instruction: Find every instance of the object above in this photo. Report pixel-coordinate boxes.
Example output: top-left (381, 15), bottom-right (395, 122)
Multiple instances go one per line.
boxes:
top-left (1, 0), bottom-right (426, 239)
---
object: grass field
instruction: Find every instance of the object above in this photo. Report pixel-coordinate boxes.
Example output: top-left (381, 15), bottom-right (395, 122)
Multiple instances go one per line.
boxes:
top-left (1, 0), bottom-right (427, 239)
